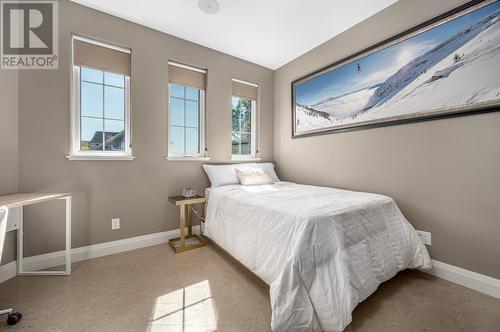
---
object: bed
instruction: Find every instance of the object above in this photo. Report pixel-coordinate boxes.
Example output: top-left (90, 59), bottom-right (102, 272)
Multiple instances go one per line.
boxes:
top-left (203, 181), bottom-right (431, 332)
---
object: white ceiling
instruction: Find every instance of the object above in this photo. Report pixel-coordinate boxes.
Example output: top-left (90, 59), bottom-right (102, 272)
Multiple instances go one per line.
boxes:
top-left (70, 0), bottom-right (397, 69)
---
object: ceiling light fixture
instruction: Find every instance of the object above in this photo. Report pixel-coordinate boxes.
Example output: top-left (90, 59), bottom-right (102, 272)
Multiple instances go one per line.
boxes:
top-left (198, 0), bottom-right (220, 14)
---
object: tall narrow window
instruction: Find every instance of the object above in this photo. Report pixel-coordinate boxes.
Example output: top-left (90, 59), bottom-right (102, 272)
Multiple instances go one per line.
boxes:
top-left (70, 35), bottom-right (132, 159)
top-left (232, 79), bottom-right (258, 160)
top-left (168, 62), bottom-right (206, 159)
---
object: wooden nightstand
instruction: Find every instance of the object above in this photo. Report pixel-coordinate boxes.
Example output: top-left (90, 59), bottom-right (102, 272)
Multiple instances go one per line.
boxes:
top-left (168, 195), bottom-right (206, 253)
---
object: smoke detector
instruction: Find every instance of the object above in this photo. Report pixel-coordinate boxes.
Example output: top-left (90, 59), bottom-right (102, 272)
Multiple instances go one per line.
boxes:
top-left (198, 0), bottom-right (220, 14)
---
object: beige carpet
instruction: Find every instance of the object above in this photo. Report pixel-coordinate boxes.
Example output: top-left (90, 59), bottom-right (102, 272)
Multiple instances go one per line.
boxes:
top-left (0, 243), bottom-right (499, 331)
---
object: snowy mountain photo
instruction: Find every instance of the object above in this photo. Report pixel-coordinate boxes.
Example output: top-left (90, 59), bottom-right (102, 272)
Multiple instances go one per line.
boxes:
top-left (293, 0), bottom-right (500, 136)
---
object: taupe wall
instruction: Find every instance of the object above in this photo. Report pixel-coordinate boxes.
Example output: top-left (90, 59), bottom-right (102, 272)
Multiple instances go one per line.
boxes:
top-left (14, 0), bottom-right (274, 257)
top-left (0, 70), bottom-right (18, 265)
top-left (274, 0), bottom-right (500, 279)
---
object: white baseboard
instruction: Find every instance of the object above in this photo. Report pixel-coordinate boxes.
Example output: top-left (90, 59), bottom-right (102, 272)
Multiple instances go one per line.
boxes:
top-left (0, 225), bottom-right (200, 284)
top-left (2, 231), bottom-right (499, 300)
top-left (423, 259), bottom-right (500, 299)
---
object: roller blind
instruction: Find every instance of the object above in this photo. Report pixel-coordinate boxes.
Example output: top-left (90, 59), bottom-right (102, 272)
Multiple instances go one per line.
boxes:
top-left (73, 38), bottom-right (131, 76)
top-left (232, 80), bottom-right (258, 100)
top-left (169, 62), bottom-right (206, 90)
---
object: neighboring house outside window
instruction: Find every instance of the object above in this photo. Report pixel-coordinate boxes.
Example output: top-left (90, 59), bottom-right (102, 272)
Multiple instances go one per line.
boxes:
top-left (69, 35), bottom-right (132, 160)
top-left (231, 79), bottom-right (259, 160)
top-left (167, 61), bottom-right (207, 160)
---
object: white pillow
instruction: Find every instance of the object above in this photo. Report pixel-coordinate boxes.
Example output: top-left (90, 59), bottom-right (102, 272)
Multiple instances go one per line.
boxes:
top-left (202, 163), bottom-right (279, 187)
top-left (202, 164), bottom-right (238, 187)
top-left (234, 168), bottom-right (273, 186)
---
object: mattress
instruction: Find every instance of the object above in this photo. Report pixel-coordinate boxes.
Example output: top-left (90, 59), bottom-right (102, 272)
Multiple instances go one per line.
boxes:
top-left (204, 182), bottom-right (431, 332)
top-left (204, 187), bottom-right (211, 200)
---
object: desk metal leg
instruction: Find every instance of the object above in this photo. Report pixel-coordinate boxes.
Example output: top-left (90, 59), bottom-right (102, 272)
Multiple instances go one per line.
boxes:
top-left (17, 196), bottom-right (71, 276)
top-left (64, 196), bottom-right (71, 275)
top-left (16, 207), bottom-right (23, 275)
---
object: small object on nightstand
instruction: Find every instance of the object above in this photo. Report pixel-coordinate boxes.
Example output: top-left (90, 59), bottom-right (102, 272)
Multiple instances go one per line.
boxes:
top-left (182, 187), bottom-right (197, 198)
top-left (168, 195), bottom-right (206, 253)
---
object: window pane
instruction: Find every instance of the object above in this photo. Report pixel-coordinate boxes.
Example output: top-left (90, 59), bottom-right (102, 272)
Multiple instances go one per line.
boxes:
top-left (81, 82), bottom-right (103, 118)
top-left (105, 86), bottom-right (125, 120)
top-left (170, 126), bottom-right (185, 154)
top-left (186, 127), bottom-right (199, 154)
top-left (185, 87), bottom-right (199, 101)
top-left (81, 67), bottom-right (103, 84)
top-left (77, 67), bottom-right (130, 155)
top-left (81, 117), bottom-right (103, 151)
top-left (104, 72), bottom-right (125, 88)
top-left (240, 108), bottom-right (251, 133)
top-left (231, 96), bottom-right (239, 109)
top-left (234, 98), bottom-right (251, 112)
top-left (232, 141), bottom-right (240, 155)
top-left (232, 109), bottom-right (239, 135)
top-left (170, 98), bottom-right (184, 126)
top-left (168, 84), bottom-right (204, 156)
top-left (231, 131), bottom-right (241, 155)
top-left (240, 133), bottom-right (251, 155)
top-left (232, 96), bottom-right (252, 155)
top-left (104, 119), bottom-right (125, 151)
top-left (185, 100), bottom-right (199, 128)
top-left (170, 84), bottom-right (184, 98)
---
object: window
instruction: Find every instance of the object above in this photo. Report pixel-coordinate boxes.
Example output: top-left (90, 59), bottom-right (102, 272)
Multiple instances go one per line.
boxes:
top-left (168, 62), bottom-right (207, 159)
top-left (232, 79), bottom-right (258, 160)
top-left (69, 35), bottom-right (132, 160)
top-left (232, 96), bottom-right (254, 155)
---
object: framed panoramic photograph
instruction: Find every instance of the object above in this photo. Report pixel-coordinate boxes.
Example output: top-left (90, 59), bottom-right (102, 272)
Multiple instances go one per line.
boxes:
top-left (292, 0), bottom-right (500, 138)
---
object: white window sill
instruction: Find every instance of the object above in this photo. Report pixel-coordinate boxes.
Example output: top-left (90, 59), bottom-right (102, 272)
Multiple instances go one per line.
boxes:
top-left (66, 155), bottom-right (136, 161)
top-left (230, 156), bottom-right (262, 162)
top-left (165, 156), bottom-right (211, 161)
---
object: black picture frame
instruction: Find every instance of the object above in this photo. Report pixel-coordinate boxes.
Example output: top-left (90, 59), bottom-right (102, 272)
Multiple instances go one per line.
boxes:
top-left (291, 0), bottom-right (500, 138)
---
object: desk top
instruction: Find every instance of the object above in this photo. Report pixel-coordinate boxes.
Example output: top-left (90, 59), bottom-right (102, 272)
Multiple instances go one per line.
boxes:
top-left (0, 193), bottom-right (70, 208)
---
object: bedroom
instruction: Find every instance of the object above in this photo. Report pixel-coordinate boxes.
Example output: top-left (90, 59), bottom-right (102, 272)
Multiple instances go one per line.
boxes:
top-left (0, 0), bottom-right (499, 331)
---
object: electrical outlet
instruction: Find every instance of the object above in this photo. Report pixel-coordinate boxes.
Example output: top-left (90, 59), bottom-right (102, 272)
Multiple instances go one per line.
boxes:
top-left (416, 230), bottom-right (431, 245)
top-left (111, 218), bottom-right (120, 230)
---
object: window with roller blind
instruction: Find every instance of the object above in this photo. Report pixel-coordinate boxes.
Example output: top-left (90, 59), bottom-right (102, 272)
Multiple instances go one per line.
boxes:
top-left (167, 61), bottom-right (207, 159)
top-left (231, 79), bottom-right (259, 160)
top-left (69, 35), bottom-right (133, 160)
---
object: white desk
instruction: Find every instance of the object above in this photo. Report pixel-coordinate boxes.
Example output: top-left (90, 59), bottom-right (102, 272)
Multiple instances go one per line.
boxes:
top-left (0, 193), bottom-right (71, 276)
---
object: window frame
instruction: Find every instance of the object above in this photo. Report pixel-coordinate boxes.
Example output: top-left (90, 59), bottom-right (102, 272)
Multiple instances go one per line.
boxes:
top-left (167, 84), bottom-right (206, 159)
top-left (68, 35), bottom-right (133, 160)
top-left (231, 79), bottom-right (260, 161)
top-left (166, 62), bottom-right (207, 160)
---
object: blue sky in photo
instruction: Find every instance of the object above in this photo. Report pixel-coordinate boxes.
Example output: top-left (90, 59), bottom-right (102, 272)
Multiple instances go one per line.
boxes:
top-left (296, 0), bottom-right (500, 106)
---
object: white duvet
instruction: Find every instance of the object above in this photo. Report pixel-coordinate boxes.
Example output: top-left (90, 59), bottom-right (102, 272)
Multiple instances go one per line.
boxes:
top-left (204, 182), bottom-right (431, 331)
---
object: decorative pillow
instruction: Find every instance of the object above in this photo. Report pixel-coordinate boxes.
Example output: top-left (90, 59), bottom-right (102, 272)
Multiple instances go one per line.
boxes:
top-left (249, 163), bottom-right (280, 182)
top-left (202, 162), bottom-right (280, 187)
top-left (234, 168), bottom-right (273, 186)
